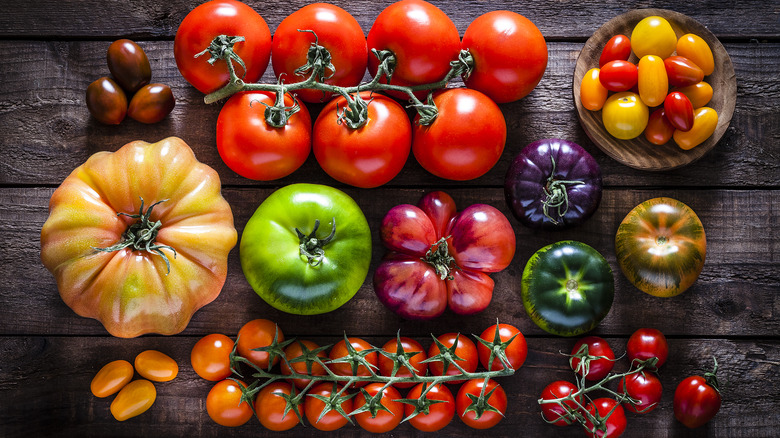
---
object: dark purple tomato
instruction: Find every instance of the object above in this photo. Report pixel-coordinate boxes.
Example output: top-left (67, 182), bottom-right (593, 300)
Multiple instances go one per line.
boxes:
top-left (86, 77), bottom-right (128, 125)
top-left (107, 39), bottom-right (152, 93)
top-left (127, 84), bottom-right (175, 124)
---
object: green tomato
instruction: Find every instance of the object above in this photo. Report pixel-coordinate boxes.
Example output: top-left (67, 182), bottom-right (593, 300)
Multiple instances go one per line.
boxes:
top-left (240, 184), bottom-right (372, 315)
top-left (521, 241), bottom-right (614, 337)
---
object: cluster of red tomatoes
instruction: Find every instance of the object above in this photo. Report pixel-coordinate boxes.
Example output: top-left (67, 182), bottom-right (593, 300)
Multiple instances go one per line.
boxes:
top-left (173, 0), bottom-right (548, 187)
top-left (190, 319), bottom-right (528, 432)
top-left (580, 16), bottom-right (718, 149)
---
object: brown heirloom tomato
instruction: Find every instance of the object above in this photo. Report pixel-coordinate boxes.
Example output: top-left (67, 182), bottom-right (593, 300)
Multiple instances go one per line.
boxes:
top-left (615, 197), bottom-right (706, 297)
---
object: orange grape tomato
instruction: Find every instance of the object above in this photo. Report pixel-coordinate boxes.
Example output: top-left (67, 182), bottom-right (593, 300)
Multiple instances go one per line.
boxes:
top-left (91, 359), bottom-right (134, 398)
top-left (645, 108), bottom-right (676, 145)
top-left (191, 333), bottom-right (235, 381)
top-left (134, 350), bottom-right (178, 382)
top-left (673, 107), bottom-right (719, 150)
top-left (110, 379), bottom-right (157, 421)
top-left (676, 33), bottom-right (715, 75)
top-left (580, 68), bottom-right (609, 111)
top-left (602, 92), bottom-right (649, 140)
top-left (631, 16), bottom-right (677, 59)
top-left (637, 55), bottom-right (668, 107)
top-left (673, 82), bottom-right (713, 109)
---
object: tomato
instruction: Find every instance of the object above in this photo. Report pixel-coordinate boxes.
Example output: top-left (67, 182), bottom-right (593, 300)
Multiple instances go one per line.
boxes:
top-left (674, 361), bottom-right (721, 428)
top-left (91, 359), bottom-right (134, 398)
top-left (240, 184), bottom-right (372, 315)
top-left (427, 333), bottom-right (478, 384)
top-left (582, 398), bottom-right (627, 437)
top-left (664, 56), bottom-right (705, 88)
top-left (570, 336), bottom-right (615, 381)
top-left (456, 378), bottom-right (507, 429)
top-left (599, 34), bottom-right (631, 67)
top-left (461, 10), bottom-right (548, 103)
top-left (599, 60), bottom-right (638, 92)
top-left (328, 337), bottom-right (378, 387)
top-left (378, 336), bottom-right (427, 388)
top-left (618, 371), bottom-right (663, 414)
top-left (191, 334), bottom-right (234, 381)
top-left (367, 0), bottom-right (460, 99)
top-left (374, 191), bottom-right (516, 319)
top-left (86, 77), bottom-right (127, 125)
top-left (353, 383), bottom-right (403, 433)
top-left (236, 318), bottom-right (283, 370)
top-left (40, 137), bottom-right (237, 338)
top-left (601, 92), bottom-right (649, 140)
top-left (110, 379), bottom-right (157, 421)
top-left (313, 92), bottom-right (411, 188)
top-left (304, 383), bottom-right (353, 431)
top-left (281, 340), bottom-right (329, 389)
top-left (271, 3), bottom-right (367, 103)
top-left (127, 84), bottom-right (175, 124)
top-left (631, 16), bottom-right (677, 59)
top-left (207, 379), bottom-right (254, 427)
top-left (477, 323), bottom-right (527, 371)
top-left (254, 381), bottom-right (303, 431)
top-left (644, 108), bottom-right (676, 145)
top-left (134, 350), bottom-right (178, 382)
top-left (106, 39), bottom-right (151, 93)
top-left (522, 241), bottom-right (614, 337)
top-left (615, 197), bottom-right (706, 297)
top-left (174, 0), bottom-right (271, 94)
top-left (540, 380), bottom-right (581, 426)
top-left (664, 91), bottom-right (695, 131)
top-left (637, 55), bottom-right (668, 107)
top-left (580, 68), bottom-right (609, 111)
top-left (677, 33), bottom-right (715, 76)
top-left (404, 383), bottom-right (455, 432)
top-left (412, 88), bottom-right (506, 181)
top-left (626, 328), bottom-right (668, 368)
top-left (673, 82), bottom-right (713, 109)
top-left (673, 107), bottom-right (719, 150)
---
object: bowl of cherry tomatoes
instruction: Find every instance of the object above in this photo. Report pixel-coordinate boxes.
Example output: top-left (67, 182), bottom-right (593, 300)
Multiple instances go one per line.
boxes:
top-left (573, 9), bottom-right (736, 171)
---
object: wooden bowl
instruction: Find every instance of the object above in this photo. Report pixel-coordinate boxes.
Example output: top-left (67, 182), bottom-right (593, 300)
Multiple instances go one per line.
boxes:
top-left (573, 9), bottom-right (737, 171)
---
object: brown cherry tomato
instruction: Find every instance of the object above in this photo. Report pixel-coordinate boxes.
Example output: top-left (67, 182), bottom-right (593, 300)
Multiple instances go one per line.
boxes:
top-left (91, 359), bottom-right (134, 398)
top-left (106, 39), bottom-right (151, 93)
top-left (599, 60), bottom-right (638, 92)
top-left (664, 56), bottom-right (705, 87)
top-left (110, 379), bottom-right (157, 421)
top-left (134, 350), bottom-right (178, 382)
top-left (645, 108), bottom-right (676, 145)
top-left (676, 33), bottom-right (715, 76)
top-left (86, 76), bottom-right (127, 125)
top-left (580, 68), bottom-right (609, 111)
top-left (672, 82), bottom-right (714, 109)
top-left (664, 91), bottom-right (695, 132)
top-left (599, 34), bottom-right (631, 67)
top-left (127, 83), bottom-right (175, 124)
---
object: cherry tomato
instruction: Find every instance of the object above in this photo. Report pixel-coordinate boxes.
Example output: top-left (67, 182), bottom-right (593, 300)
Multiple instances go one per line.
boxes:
top-left (664, 56), bottom-right (705, 87)
top-left (304, 383), bottom-right (353, 431)
top-left (599, 60), bottom-right (638, 92)
top-left (580, 68), bottom-right (609, 111)
top-left (191, 334), bottom-right (234, 381)
top-left (378, 337), bottom-right (427, 388)
top-left (328, 337), bottom-right (378, 387)
top-left (673, 82), bottom-right (713, 109)
top-left (353, 383), bottom-right (403, 433)
top-left (570, 336), bottom-right (615, 381)
top-left (412, 88), bottom-right (506, 181)
top-left (110, 379), bottom-right (157, 421)
top-left (461, 10), bottom-right (548, 103)
top-left (91, 359), bottom-right (134, 398)
top-left (281, 340), bottom-right (328, 389)
top-left (106, 39), bottom-right (151, 93)
top-left (86, 77), bottom-right (127, 125)
top-left (428, 333), bottom-right (478, 384)
top-left (674, 363), bottom-right (722, 428)
top-left (673, 107), bottom-right (719, 150)
top-left (127, 83), bottom-right (175, 124)
top-left (644, 108), bottom-right (676, 145)
top-left (664, 91), bottom-right (695, 132)
top-left (599, 34), bottom-right (631, 67)
top-left (236, 318), bottom-right (284, 370)
top-left (626, 328), bottom-right (669, 368)
top-left (677, 33), bottom-right (715, 76)
top-left (207, 379), bottom-right (254, 427)
top-left (618, 371), bottom-right (663, 414)
top-left (174, 0), bottom-right (272, 94)
top-left (254, 381), bottom-right (303, 431)
top-left (477, 323), bottom-right (527, 371)
top-left (602, 92), bottom-right (649, 140)
top-left (271, 3), bottom-right (367, 103)
top-left (637, 55), bottom-right (668, 107)
top-left (313, 91), bottom-right (411, 188)
top-left (456, 378), bottom-right (507, 429)
top-left (583, 398), bottom-right (627, 437)
top-left (134, 350), bottom-right (178, 382)
top-left (631, 16), bottom-right (677, 59)
top-left (404, 383), bottom-right (455, 432)
top-left (540, 380), bottom-right (581, 426)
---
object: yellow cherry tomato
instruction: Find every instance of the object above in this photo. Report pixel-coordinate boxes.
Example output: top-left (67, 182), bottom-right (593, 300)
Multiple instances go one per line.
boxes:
top-left (134, 350), bottom-right (178, 382)
top-left (672, 82), bottom-right (714, 108)
top-left (676, 33), bottom-right (715, 75)
top-left (673, 107), bottom-right (719, 150)
top-left (110, 379), bottom-right (157, 421)
top-left (631, 16), bottom-right (677, 59)
top-left (637, 55), bottom-right (669, 107)
top-left (602, 92), bottom-right (650, 140)
top-left (580, 68), bottom-right (609, 110)
top-left (91, 359), bottom-right (134, 398)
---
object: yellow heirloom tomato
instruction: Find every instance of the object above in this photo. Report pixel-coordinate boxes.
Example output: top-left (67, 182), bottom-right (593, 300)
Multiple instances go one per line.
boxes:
top-left (40, 137), bottom-right (237, 338)
top-left (631, 16), bottom-right (677, 59)
top-left (602, 92), bottom-right (649, 140)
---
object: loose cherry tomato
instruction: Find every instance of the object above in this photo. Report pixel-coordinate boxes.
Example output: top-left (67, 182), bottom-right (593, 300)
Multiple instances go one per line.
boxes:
top-left (602, 92), bottom-right (649, 140)
top-left (134, 350), bottom-right (178, 382)
top-left (540, 380), bottom-right (581, 426)
top-left (191, 334), bottom-right (234, 381)
top-left (106, 39), bottom-right (151, 93)
top-left (427, 333), bottom-right (478, 384)
top-left (582, 398), bottom-right (627, 437)
top-left (580, 68), bottom-right (609, 111)
top-left (127, 84), bottom-right (175, 124)
top-left (281, 340), bottom-right (328, 389)
top-left (91, 359), bottom-right (134, 398)
top-left (677, 33), bottom-right (715, 76)
top-left (254, 381), bottom-right (303, 431)
top-left (644, 108), bottom-right (676, 145)
top-left (404, 383), bottom-right (455, 432)
top-left (304, 383), bottom-right (353, 431)
top-left (664, 56), bottom-right (705, 87)
top-left (353, 383), bottom-right (403, 433)
top-left (599, 34), bottom-right (631, 67)
top-left (328, 337), bottom-right (378, 387)
top-left (626, 328), bottom-right (669, 368)
top-left (673, 82), bottom-right (713, 109)
top-left (86, 77), bottom-right (127, 125)
top-left (570, 336), bottom-right (615, 381)
top-left (637, 55), bottom-right (668, 107)
top-left (664, 91), bottom-right (695, 132)
top-left (477, 323), bottom-right (527, 371)
top-left (674, 361), bottom-right (722, 428)
top-left (673, 107), bottom-right (719, 150)
top-left (236, 318), bottom-right (284, 370)
top-left (456, 378), bottom-right (507, 429)
top-left (599, 60), bottom-right (638, 92)
top-left (631, 16), bottom-right (677, 59)
top-left (207, 379), bottom-right (254, 427)
top-left (618, 371), bottom-right (663, 414)
top-left (378, 337), bottom-right (427, 388)
top-left (110, 379), bottom-right (157, 421)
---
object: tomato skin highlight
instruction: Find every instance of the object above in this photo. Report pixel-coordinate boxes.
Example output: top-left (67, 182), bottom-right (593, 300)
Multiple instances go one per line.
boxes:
top-left (86, 77), bottom-right (127, 125)
top-left (619, 371), bottom-right (663, 414)
top-left (110, 379), bottom-right (157, 422)
top-left (677, 33), bottom-right (715, 76)
top-left (91, 359), bottom-right (134, 398)
top-left (582, 398), bottom-right (627, 437)
top-left (106, 39), bottom-right (151, 94)
top-left (599, 60), bottom-right (638, 92)
top-left (580, 68), bottom-right (609, 111)
top-left (673, 107), bottom-right (719, 150)
top-left (134, 350), bottom-right (178, 382)
top-left (645, 108), bottom-right (676, 145)
top-left (637, 55), bottom-right (668, 107)
top-left (570, 336), bottom-right (615, 381)
top-left (599, 34), bottom-right (631, 67)
top-left (540, 380), bottom-right (581, 426)
top-left (191, 334), bottom-right (234, 381)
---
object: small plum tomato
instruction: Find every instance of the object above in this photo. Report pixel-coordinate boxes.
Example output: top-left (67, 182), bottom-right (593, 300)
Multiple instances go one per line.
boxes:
top-left (304, 383), bottom-right (353, 431)
top-left (637, 55), bottom-right (668, 107)
top-left (599, 60), bottom-right (638, 92)
top-left (236, 318), bottom-right (284, 370)
top-left (631, 16), bottom-right (677, 59)
top-left (206, 379), bottom-right (254, 427)
top-left (645, 108), bottom-right (676, 145)
top-left (134, 350), bottom-right (178, 382)
top-left (91, 359), bottom-right (134, 398)
top-left (254, 381), bottom-right (303, 431)
top-left (477, 323), bottom-right (527, 371)
top-left (456, 378), bottom-right (507, 429)
top-left (580, 68), bottom-right (609, 111)
top-left (570, 336), bottom-right (615, 381)
top-left (673, 107), bottom-right (719, 150)
top-left (127, 83), bottom-right (175, 124)
top-left (602, 92), bottom-right (649, 140)
top-left (86, 77), bottom-right (127, 125)
top-left (673, 82), bottom-right (713, 109)
top-left (664, 91), bottom-right (695, 132)
top-left (626, 328), bottom-right (669, 368)
top-left (427, 333), bottom-right (478, 384)
top-left (599, 34), bottom-right (631, 67)
top-left (106, 39), bottom-right (151, 93)
top-left (664, 56), bottom-right (705, 87)
top-left (281, 340), bottom-right (328, 389)
top-left (352, 383), bottom-right (403, 433)
top-left (677, 33), bottom-right (715, 76)
top-left (378, 337), bottom-right (427, 388)
top-left (110, 379), bottom-right (157, 422)
top-left (404, 383), bottom-right (455, 432)
top-left (191, 333), bottom-right (234, 381)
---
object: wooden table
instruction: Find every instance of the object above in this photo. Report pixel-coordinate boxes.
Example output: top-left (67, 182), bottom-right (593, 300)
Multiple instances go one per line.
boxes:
top-left (1, 1), bottom-right (778, 436)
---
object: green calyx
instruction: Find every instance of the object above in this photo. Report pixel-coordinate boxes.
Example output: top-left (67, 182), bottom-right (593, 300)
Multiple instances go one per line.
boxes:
top-left (542, 155), bottom-right (584, 225)
top-left (295, 218), bottom-right (336, 267)
top-left (422, 236), bottom-right (457, 280)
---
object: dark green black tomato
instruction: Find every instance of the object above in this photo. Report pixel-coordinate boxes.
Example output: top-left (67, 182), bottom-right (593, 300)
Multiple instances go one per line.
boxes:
top-left (521, 240), bottom-right (614, 337)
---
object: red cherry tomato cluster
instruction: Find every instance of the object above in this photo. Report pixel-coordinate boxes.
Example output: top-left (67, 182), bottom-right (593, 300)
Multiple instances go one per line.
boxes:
top-left (192, 319), bottom-right (527, 432)
top-left (580, 15), bottom-right (718, 149)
